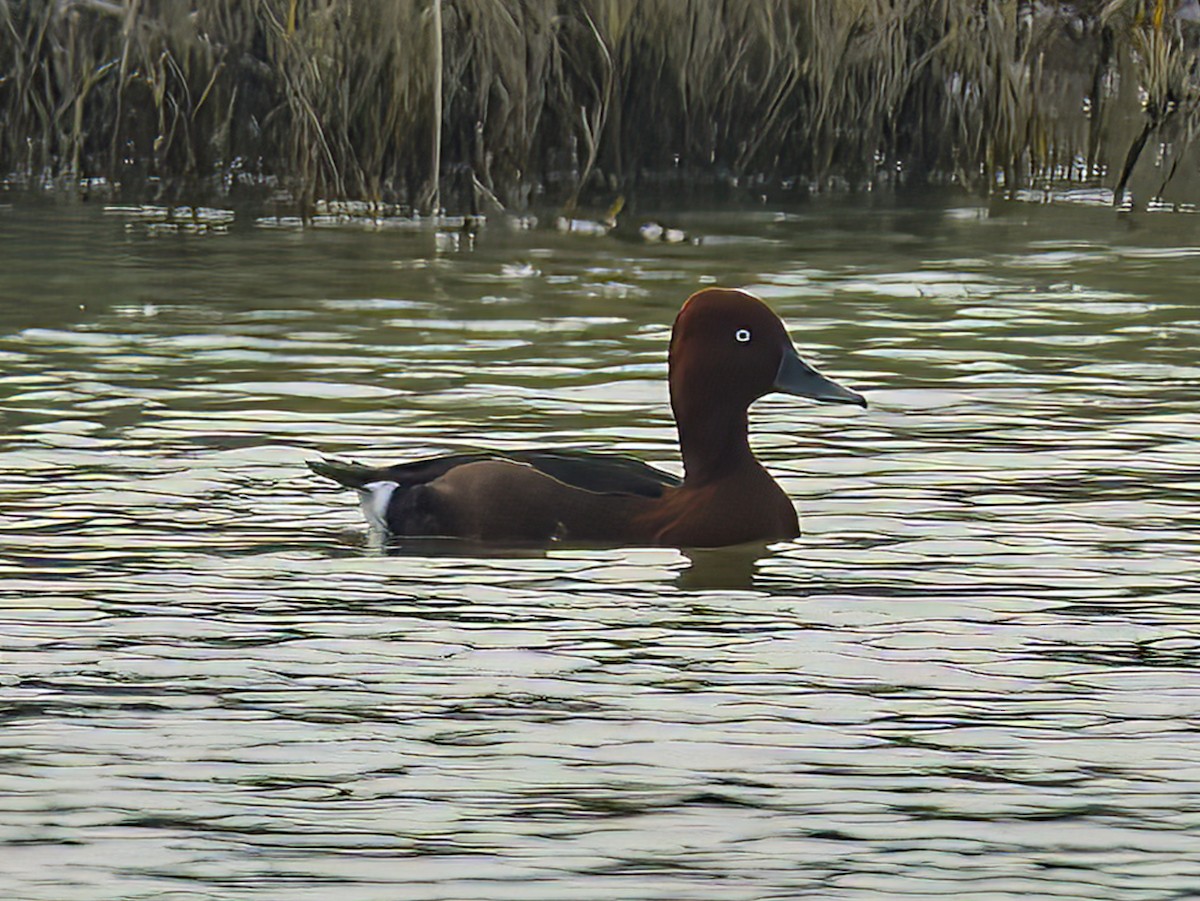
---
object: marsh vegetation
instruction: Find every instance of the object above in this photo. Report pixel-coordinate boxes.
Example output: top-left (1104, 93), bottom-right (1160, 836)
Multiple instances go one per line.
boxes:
top-left (2, 0), bottom-right (1199, 212)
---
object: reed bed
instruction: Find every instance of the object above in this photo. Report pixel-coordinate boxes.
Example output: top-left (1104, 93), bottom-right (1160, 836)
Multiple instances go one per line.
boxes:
top-left (2, 0), bottom-right (1198, 210)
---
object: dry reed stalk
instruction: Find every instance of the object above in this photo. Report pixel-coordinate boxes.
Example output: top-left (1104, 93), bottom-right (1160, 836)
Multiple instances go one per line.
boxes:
top-left (423, 0), bottom-right (443, 214)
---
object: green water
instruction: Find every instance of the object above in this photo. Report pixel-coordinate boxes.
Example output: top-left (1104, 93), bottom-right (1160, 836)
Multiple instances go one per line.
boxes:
top-left (1, 192), bottom-right (1199, 899)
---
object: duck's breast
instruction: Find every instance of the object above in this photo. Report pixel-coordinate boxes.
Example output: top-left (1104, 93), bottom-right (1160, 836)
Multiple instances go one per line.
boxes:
top-left (640, 469), bottom-right (800, 547)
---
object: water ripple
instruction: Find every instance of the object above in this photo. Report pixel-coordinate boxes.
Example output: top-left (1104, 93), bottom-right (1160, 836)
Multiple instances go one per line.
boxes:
top-left (2, 199), bottom-right (1200, 899)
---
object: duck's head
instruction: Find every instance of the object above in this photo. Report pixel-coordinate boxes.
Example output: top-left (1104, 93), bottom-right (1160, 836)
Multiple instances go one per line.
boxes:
top-left (668, 287), bottom-right (866, 411)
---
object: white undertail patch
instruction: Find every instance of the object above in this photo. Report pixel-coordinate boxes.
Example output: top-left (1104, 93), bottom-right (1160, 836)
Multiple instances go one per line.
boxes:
top-left (356, 481), bottom-right (399, 533)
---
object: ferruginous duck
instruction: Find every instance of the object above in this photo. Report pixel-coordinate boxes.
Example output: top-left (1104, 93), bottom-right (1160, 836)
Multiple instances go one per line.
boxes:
top-left (310, 287), bottom-right (866, 547)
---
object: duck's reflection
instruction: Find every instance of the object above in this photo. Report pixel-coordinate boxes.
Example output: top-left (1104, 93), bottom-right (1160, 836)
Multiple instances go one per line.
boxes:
top-left (676, 543), bottom-right (773, 590)
top-left (366, 531), bottom-right (778, 592)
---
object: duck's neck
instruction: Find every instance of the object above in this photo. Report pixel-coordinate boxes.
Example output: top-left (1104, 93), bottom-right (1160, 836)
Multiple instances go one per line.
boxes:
top-left (673, 396), bottom-right (758, 486)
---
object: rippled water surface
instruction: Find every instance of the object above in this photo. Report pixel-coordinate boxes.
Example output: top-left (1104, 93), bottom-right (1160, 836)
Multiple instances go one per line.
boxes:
top-left (2, 195), bottom-right (1199, 899)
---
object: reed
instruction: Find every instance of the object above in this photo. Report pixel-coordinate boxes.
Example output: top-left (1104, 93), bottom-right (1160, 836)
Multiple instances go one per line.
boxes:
top-left (1, 0), bottom-right (1198, 209)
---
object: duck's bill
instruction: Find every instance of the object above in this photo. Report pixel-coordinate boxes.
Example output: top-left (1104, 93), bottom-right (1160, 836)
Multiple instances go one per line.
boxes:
top-left (774, 346), bottom-right (867, 408)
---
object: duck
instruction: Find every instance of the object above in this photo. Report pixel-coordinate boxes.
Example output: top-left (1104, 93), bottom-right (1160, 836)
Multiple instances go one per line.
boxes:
top-left (639, 221), bottom-right (691, 244)
top-left (310, 287), bottom-right (866, 547)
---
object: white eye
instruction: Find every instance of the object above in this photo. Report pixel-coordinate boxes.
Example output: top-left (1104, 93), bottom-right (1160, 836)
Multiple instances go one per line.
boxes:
top-left (735, 328), bottom-right (751, 343)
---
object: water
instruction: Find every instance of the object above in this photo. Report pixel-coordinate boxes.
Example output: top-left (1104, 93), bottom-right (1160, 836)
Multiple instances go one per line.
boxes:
top-left (2, 193), bottom-right (1199, 899)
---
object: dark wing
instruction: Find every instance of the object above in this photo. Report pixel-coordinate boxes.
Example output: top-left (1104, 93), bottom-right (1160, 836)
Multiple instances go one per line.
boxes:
top-left (506, 449), bottom-right (681, 497)
top-left (310, 453), bottom-right (497, 489)
top-left (311, 449), bottom-right (681, 498)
